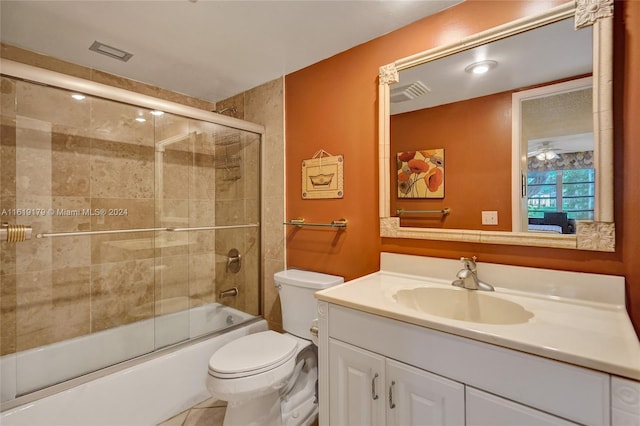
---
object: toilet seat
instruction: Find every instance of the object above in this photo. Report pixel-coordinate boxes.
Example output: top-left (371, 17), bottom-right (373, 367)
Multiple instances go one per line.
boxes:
top-left (209, 331), bottom-right (298, 379)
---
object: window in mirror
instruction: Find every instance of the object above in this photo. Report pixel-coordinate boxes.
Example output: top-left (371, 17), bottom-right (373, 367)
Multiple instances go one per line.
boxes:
top-left (515, 77), bottom-right (593, 233)
top-left (527, 168), bottom-right (595, 234)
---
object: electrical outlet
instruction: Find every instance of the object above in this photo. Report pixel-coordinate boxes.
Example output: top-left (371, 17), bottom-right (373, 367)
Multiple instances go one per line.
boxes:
top-left (481, 211), bottom-right (498, 225)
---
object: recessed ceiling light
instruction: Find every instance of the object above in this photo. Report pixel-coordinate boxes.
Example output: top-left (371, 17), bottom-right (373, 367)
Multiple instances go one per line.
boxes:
top-left (464, 60), bottom-right (498, 75)
top-left (89, 40), bottom-right (133, 62)
top-left (135, 117), bottom-right (146, 123)
top-left (71, 93), bottom-right (86, 101)
top-left (150, 110), bottom-right (165, 116)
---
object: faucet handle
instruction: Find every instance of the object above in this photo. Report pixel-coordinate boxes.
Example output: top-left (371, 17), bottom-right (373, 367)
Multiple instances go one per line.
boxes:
top-left (459, 256), bottom-right (477, 271)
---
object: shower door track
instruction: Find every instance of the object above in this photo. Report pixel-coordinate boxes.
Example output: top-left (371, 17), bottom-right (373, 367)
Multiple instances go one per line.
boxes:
top-left (36, 223), bottom-right (260, 239)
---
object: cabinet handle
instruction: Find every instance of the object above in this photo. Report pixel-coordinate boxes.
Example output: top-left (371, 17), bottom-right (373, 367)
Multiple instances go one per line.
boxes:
top-left (371, 373), bottom-right (379, 400)
top-left (389, 380), bottom-right (396, 409)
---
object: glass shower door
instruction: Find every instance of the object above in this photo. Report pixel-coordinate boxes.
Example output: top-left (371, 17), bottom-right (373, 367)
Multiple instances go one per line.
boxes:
top-left (153, 114), bottom-right (261, 346)
top-left (0, 73), bottom-right (261, 403)
top-left (0, 77), bottom-right (158, 397)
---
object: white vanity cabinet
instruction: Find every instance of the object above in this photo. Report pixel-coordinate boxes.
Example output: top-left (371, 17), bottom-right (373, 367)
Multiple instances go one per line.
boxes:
top-left (329, 339), bottom-right (385, 425)
top-left (387, 358), bottom-right (465, 426)
top-left (329, 338), bottom-right (465, 426)
top-left (318, 303), bottom-right (618, 426)
top-left (612, 377), bottom-right (640, 425)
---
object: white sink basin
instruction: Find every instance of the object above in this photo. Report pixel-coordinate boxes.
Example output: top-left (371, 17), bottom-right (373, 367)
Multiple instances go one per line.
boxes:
top-left (393, 287), bottom-right (534, 325)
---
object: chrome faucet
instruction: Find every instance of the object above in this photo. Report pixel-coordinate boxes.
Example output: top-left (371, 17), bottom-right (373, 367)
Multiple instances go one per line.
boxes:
top-left (451, 257), bottom-right (494, 291)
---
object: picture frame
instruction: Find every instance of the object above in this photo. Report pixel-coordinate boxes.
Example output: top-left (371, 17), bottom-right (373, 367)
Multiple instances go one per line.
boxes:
top-left (302, 154), bottom-right (344, 199)
top-left (397, 148), bottom-right (444, 198)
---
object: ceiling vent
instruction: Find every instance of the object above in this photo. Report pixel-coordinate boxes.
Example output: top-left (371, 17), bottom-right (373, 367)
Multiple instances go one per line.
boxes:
top-left (89, 41), bottom-right (133, 62)
top-left (390, 80), bottom-right (430, 103)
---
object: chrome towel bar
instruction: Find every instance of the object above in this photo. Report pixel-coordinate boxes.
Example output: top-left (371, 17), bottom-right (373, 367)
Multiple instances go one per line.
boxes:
top-left (396, 208), bottom-right (450, 216)
top-left (283, 218), bottom-right (348, 229)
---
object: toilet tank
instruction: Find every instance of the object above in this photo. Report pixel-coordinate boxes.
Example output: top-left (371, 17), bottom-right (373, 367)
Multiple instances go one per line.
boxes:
top-left (274, 269), bottom-right (343, 339)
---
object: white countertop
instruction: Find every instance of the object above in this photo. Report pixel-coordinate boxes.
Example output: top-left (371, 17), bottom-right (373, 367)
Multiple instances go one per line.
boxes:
top-left (315, 254), bottom-right (640, 381)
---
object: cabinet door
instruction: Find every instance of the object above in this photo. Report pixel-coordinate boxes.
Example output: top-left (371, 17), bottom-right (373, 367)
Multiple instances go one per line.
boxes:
top-left (329, 339), bottom-right (385, 426)
top-left (386, 359), bottom-right (464, 426)
top-left (612, 376), bottom-right (640, 426)
top-left (466, 387), bottom-right (579, 426)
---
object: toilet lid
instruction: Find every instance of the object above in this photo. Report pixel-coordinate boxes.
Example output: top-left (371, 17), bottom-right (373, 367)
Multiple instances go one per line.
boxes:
top-left (208, 331), bottom-right (298, 378)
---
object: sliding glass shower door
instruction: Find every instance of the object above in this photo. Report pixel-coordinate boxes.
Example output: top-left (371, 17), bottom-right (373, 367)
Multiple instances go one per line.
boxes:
top-left (0, 74), bottom-right (261, 402)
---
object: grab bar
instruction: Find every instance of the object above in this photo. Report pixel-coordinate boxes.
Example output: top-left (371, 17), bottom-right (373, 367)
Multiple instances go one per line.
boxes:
top-left (283, 218), bottom-right (348, 229)
top-left (36, 223), bottom-right (260, 238)
top-left (396, 208), bottom-right (450, 216)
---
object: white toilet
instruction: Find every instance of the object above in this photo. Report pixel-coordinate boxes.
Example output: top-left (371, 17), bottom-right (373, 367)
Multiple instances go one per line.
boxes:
top-left (206, 269), bottom-right (343, 426)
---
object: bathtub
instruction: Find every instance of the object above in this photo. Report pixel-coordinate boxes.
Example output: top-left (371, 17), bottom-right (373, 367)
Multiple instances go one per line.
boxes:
top-left (0, 303), bottom-right (266, 425)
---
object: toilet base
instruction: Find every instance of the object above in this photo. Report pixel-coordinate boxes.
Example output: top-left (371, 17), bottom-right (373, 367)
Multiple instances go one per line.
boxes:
top-left (282, 347), bottom-right (318, 426)
top-left (223, 391), bottom-right (282, 426)
top-left (208, 334), bottom-right (318, 426)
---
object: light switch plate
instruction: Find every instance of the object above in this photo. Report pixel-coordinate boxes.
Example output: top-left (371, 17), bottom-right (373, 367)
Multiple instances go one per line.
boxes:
top-left (482, 211), bottom-right (498, 225)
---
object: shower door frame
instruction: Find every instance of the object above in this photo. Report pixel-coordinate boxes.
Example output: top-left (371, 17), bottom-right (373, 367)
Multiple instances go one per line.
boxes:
top-left (0, 60), bottom-right (265, 135)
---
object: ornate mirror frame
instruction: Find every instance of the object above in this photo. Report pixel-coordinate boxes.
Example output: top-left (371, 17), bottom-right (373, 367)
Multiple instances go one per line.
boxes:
top-left (378, 0), bottom-right (615, 251)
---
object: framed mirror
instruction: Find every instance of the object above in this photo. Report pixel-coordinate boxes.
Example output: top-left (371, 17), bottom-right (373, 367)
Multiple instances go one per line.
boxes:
top-left (378, 1), bottom-right (614, 251)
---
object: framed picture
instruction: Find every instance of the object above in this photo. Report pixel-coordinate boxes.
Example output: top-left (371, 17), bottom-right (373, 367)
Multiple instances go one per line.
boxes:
top-left (397, 149), bottom-right (444, 198)
top-left (302, 154), bottom-right (344, 199)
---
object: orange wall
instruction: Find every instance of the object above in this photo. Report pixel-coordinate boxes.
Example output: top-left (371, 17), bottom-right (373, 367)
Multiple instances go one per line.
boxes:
top-left (285, 0), bottom-right (640, 336)
top-left (391, 91), bottom-right (512, 231)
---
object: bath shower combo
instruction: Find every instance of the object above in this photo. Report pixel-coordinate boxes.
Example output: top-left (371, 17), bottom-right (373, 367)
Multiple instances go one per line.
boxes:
top-left (0, 58), bottom-right (265, 425)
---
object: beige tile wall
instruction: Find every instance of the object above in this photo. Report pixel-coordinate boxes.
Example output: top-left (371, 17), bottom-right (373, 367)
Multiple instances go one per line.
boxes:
top-left (215, 78), bottom-right (285, 330)
top-left (243, 78), bottom-right (286, 331)
top-left (0, 43), bottom-right (286, 355)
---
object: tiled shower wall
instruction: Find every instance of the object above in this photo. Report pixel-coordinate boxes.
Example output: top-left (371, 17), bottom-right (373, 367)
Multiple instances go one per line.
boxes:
top-left (0, 76), bottom-right (262, 356)
top-left (217, 78), bottom-right (286, 331)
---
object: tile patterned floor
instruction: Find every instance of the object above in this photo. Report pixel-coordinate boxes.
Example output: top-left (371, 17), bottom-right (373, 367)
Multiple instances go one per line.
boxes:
top-left (157, 397), bottom-right (319, 426)
top-left (157, 397), bottom-right (226, 426)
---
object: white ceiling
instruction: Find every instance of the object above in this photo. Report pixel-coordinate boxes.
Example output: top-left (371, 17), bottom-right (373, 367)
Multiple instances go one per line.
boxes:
top-left (0, 0), bottom-right (461, 103)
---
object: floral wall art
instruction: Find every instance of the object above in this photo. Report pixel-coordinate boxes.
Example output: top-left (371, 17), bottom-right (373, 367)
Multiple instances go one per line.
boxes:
top-left (397, 149), bottom-right (444, 198)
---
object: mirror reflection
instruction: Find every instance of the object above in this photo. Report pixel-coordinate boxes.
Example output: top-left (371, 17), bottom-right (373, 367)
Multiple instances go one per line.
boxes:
top-left (380, 3), bottom-right (614, 251)
top-left (517, 78), bottom-right (594, 234)
top-left (389, 17), bottom-right (593, 234)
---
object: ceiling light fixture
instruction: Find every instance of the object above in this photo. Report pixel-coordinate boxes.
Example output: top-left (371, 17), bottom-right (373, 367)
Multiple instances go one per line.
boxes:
top-left (150, 110), bottom-right (165, 116)
top-left (464, 60), bottom-right (498, 75)
top-left (536, 151), bottom-right (558, 161)
top-left (89, 40), bottom-right (133, 62)
top-left (71, 93), bottom-right (86, 101)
